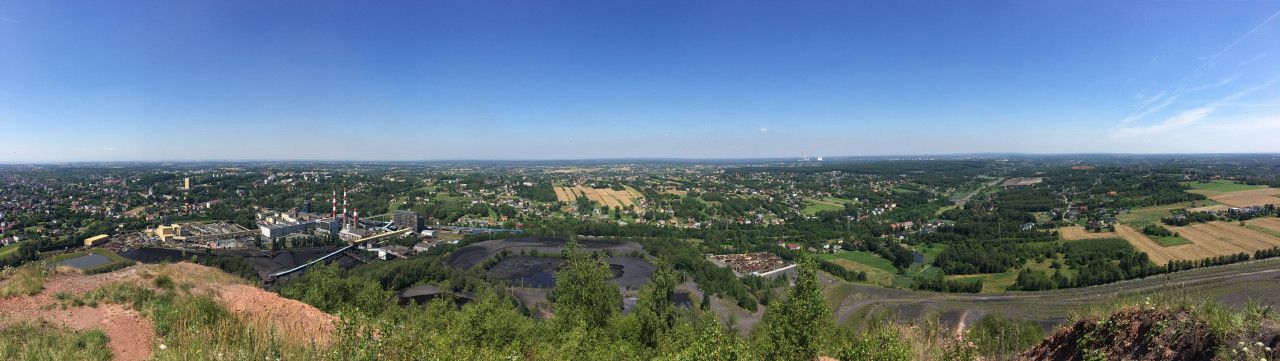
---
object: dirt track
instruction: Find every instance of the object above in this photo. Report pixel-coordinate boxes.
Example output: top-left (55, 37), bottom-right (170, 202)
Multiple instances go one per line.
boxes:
top-left (828, 257), bottom-right (1280, 333)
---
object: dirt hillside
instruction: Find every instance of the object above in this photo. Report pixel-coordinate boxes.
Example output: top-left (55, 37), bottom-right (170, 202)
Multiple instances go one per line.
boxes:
top-left (0, 262), bottom-right (337, 361)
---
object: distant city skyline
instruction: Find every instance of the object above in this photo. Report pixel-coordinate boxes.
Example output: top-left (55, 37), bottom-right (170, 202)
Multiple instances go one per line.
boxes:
top-left (2, 1), bottom-right (1279, 162)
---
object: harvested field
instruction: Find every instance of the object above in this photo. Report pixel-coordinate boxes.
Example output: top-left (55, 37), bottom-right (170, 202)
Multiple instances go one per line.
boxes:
top-left (581, 186), bottom-right (622, 209)
top-left (1200, 188), bottom-right (1280, 207)
top-left (553, 186), bottom-right (572, 203)
top-left (1171, 222), bottom-right (1280, 255)
top-left (1118, 222), bottom-right (1280, 265)
top-left (623, 186), bottom-right (645, 204)
top-left (1058, 226), bottom-right (1118, 241)
top-left (1115, 224), bottom-right (1187, 265)
top-left (555, 185), bottom-right (643, 209)
top-left (1246, 217), bottom-right (1280, 236)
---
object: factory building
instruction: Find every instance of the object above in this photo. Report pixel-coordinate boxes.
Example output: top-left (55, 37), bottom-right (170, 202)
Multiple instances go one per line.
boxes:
top-left (393, 210), bottom-right (420, 232)
top-left (83, 234), bottom-right (109, 247)
top-left (147, 222), bottom-right (256, 244)
top-left (257, 209), bottom-right (328, 239)
top-left (260, 221), bottom-right (317, 238)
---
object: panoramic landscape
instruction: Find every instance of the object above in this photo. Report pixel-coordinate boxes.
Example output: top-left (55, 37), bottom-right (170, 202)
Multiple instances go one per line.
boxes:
top-left (4, 1), bottom-right (1280, 361)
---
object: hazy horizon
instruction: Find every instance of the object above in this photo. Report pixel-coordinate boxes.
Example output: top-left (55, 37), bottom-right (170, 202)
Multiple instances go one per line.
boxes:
top-left (3, 1), bottom-right (1279, 162)
top-left (5, 151), bottom-right (1280, 165)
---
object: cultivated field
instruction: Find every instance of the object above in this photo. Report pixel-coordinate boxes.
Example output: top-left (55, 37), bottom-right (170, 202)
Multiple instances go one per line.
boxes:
top-left (1183, 180), bottom-right (1280, 208)
top-left (1245, 217), bottom-right (1280, 238)
top-left (553, 187), bottom-right (571, 202)
top-left (1187, 204), bottom-right (1231, 213)
top-left (554, 185), bottom-right (644, 209)
top-left (1183, 180), bottom-right (1268, 193)
top-left (802, 197), bottom-right (850, 216)
top-left (1115, 224), bottom-right (1185, 265)
top-left (1201, 188), bottom-right (1280, 208)
top-left (1119, 200), bottom-right (1223, 227)
top-left (1172, 222), bottom-right (1280, 254)
top-left (1058, 226), bottom-right (1118, 241)
top-left (1116, 222), bottom-right (1280, 265)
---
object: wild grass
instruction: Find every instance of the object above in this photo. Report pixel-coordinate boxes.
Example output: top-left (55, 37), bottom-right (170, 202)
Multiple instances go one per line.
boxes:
top-left (0, 319), bottom-right (112, 360)
top-left (1063, 292), bottom-right (1280, 359)
top-left (837, 308), bottom-right (989, 360)
top-left (1152, 235), bottom-right (1192, 247)
top-left (66, 281), bottom-right (326, 360)
top-left (0, 263), bottom-right (51, 297)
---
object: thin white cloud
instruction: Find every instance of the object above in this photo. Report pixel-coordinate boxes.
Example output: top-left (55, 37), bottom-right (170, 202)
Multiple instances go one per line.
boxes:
top-left (1121, 9), bottom-right (1279, 124)
top-left (1204, 116), bottom-right (1280, 131)
top-left (1114, 107), bottom-right (1214, 139)
top-left (759, 127), bottom-right (768, 133)
top-left (1179, 9), bottom-right (1280, 84)
top-left (1238, 53), bottom-right (1269, 67)
top-left (1121, 75), bottom-right (1239, 124)
top-left (1114, 79), bottom-right (1279, 139)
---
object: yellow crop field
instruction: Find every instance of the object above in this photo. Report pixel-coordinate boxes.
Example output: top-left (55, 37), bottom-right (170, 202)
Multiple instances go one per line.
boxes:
top-left (1117, 222), bottom-right (1280, 266)
top-left (1172, 222), bottom-right (1280, 252)
top-left (1204, 188), bottom-right (1280, 208)
top-left (1116, 225), bottom-right (1186, 265)
top-left (1246, 217), bottom-right (1280, 235)
top-left (553, 187), bottom-right (574, 203)
top-left (555, 185), bottom-right (644, 210)
top-left (1058, 226), bottom-right (1118, 241)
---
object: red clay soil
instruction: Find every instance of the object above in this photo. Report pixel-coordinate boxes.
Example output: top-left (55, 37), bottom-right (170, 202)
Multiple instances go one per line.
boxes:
top-left (0, 267), bottom-right (157, 361)
top-left (217, 283), bottom-right (337, 346)
top-left (1020, 307), bottom-right (1218, 361)
top-left (0, 262), bottom-right (340, 360)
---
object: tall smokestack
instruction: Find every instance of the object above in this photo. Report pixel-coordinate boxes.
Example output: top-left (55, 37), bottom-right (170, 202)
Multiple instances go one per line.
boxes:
top-left (331, 190), bottom-right (337, 219)
top-left (342, 189), bottom-right (348, 224)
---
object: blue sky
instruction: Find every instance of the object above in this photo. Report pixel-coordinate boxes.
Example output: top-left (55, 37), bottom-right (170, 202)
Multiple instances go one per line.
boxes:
top-left (1, 1), bottom-right (1279, 161)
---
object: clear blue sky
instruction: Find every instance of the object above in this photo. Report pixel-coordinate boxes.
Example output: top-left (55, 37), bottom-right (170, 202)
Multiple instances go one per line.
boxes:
top-left (2, 1), bottom-right (1279, 161)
